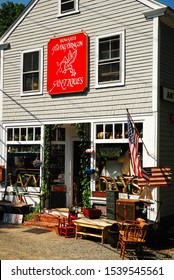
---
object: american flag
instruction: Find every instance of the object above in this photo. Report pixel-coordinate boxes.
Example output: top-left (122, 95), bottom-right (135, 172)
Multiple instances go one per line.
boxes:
top-left (127, 113), bottom-right (149, 180)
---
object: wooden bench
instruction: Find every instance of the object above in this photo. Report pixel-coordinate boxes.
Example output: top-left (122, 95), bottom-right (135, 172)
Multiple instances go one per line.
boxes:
top-left (73, 217), bottom-right (116, 244)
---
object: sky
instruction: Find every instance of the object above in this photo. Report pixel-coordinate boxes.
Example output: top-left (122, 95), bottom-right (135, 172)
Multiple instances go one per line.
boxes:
top-left (0, 0), bottom-right (174, 9)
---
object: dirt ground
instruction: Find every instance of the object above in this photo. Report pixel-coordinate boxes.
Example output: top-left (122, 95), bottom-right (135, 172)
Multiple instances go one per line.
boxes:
top-left (1, 222), bottom-right (174, 260)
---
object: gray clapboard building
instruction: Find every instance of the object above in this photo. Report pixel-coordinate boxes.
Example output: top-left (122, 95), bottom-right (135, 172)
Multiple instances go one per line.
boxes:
top-left (0, 0), bottom-right (174, 223)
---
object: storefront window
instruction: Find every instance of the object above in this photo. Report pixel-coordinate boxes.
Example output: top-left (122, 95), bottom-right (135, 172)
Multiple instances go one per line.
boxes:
top-left (94, 122), bottom-right (143, 193)
top-left (7, 144), bottom-right (41, 186)
top-left (95, 143), bottom-right (143, 192)
top-left (6, 126), bottom-right (42, 188)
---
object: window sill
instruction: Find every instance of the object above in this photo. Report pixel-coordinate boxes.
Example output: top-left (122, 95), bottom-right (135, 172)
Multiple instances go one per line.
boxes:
top-left (95, 81), bottom-right (125, 88)
top-left (58, 10), bottom-right (80, 18)
top-left (20, 91), bottom-right (43, 97)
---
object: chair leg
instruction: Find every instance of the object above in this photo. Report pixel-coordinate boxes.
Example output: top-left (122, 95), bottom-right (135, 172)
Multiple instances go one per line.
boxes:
top-left (116, 240), bottom-right (120, 251)
top-left (120, 244), bottom-right (125, 260)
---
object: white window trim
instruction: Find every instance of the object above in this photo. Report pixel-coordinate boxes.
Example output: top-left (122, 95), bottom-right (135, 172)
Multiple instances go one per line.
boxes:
top-left (21, 47), bottom-right (43, 96)
top-left (58, 0), bottom-right (79, 18)
top-left (95, 31), bottom-right (125, 88)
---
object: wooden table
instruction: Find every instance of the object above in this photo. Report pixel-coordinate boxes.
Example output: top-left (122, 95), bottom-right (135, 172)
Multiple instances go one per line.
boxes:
top-left (0, 201), bottom-right (32, 214)
top-left (73, 217), bottom-right (116, 244)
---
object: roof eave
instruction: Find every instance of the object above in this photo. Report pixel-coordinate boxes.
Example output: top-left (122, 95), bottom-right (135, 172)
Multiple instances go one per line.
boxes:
top-left (144, 7), bottom-right (167, 19)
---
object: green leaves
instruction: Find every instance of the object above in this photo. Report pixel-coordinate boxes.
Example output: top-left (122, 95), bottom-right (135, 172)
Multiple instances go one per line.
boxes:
top-left (0, 1), bottom-right (25, 37)
top-left (73, 123), bottom-right (91, 208)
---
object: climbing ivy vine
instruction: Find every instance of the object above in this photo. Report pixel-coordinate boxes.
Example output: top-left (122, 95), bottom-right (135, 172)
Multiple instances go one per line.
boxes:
top-left (42, 125), bottom-right (52, 208)
top-left (73, 123), bottom-right (91, 208)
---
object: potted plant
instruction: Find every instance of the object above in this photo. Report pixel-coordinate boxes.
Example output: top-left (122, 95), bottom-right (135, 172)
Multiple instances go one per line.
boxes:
top-left (73, 123), bottom-right (101, 219)
top-left (82, 174), bottom-right (101, 219)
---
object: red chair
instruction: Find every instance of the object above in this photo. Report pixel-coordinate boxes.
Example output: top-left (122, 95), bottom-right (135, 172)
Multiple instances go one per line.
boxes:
top-left (59, 213), bottom-right (77, 238)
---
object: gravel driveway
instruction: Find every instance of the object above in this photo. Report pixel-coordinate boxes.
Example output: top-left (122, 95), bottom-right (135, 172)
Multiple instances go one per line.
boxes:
top-left (0, 223), bottom-right (174, 260)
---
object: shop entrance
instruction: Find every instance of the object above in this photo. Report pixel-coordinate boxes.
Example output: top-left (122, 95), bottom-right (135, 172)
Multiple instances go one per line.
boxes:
top-left (73, 141), bottom-right (82, 205)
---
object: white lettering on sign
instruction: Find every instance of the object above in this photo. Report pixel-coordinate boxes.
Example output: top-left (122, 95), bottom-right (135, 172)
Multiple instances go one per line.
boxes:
top-left (51, 40), bottom-right (83, 55)
top-left (163, 87), bottom-right (174, 103)
top-left (50, 77), bottom-right (84, 92)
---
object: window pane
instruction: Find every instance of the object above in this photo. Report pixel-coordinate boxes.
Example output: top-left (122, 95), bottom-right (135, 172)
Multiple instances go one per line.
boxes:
top-left (115, 124), bottom-right (122, 138)
top-left (105, 124), bottom-right (113, 139)
top-left (14, 128), bottom-right (19, 141)
top-left (28, 128), bottom-right (33, 141)
top-left (99, 62), bottom-right (120, 82)
top-left (61, 0), bottom-right (74, 13)
top-left (135, 123), bottom-right (143, 137)
top-left (21, 128), bottom-right (26, 141)
top-left (96, 125), bottom-right (104, 139)
top-left (23, 51), bottom-right (39, 72)
top-left (23, 73), bottom-right (39, 91)
top-left (111, 37), bottom-right (120, 58)
top-left (58, 128), bottom-right (65, 141)
top-left (7, 128), bottom-right (13, 141)
top-left (124, 123), bottom-right (143, 138)
top-left (99, 39), bottom-right (109, 60)
top-left (35, 127), bottom-right (41, 140)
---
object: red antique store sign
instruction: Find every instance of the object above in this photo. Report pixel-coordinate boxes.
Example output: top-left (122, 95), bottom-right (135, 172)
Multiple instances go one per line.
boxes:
top-left (47, 32), bottom-right (88, 95)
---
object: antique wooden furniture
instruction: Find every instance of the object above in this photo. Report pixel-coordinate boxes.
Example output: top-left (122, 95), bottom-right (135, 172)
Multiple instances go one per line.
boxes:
top-left (116, 199), bottom-right (147, 221)
top-left (73, 217), bottom-right (115, 244)
top-left (117, 221), bottom-right (148, 259)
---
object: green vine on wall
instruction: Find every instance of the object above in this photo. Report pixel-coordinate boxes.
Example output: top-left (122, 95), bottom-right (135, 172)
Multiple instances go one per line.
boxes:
top-left (42, 125), bottom-right (52, 208)
top-left (73, 123), bottom-right (91, 208)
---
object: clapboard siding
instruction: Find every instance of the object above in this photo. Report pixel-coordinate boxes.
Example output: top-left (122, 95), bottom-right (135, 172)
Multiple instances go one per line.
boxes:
top-left (160, 22), bottom-right (174, 88)
top-left (159, 21), bottom-right (174, 218)
top-left (2, 0), bottom-right (154, 122)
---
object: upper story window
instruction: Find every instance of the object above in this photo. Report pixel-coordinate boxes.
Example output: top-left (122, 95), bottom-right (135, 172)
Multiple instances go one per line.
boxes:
top-left (21, 48), bottom-right (43, 96)
top-left (58, 0), bottom-right (79, 17)
top-left (96, 31), bottom-right (125, 88)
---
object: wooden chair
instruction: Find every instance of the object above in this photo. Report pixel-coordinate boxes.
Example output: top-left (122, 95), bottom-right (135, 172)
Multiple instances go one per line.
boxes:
top-left (59, 213), bottom-right (77, 238)
top-left (117, 222), bottom-right (148, 259)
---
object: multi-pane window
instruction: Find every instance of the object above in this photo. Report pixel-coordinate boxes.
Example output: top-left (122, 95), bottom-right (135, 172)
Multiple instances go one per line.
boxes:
top-left (96, 32), bottom-right (125, 87)
top-left (7, 127), bottom-right (41, 142)
top-left (22, 48), bottom-right (43, 95)
top-left (96, 122), bottom-right (143, 140)
top-left (58, 0), bottom-right (79, 16)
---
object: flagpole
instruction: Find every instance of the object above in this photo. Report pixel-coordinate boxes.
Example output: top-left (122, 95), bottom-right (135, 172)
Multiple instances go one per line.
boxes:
top-left (126, 108), bottom-right (157, 161)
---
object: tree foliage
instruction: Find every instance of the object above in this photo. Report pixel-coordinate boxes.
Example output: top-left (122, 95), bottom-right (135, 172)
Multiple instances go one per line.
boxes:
top-left (0, 1), bottom-right (25, 37)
